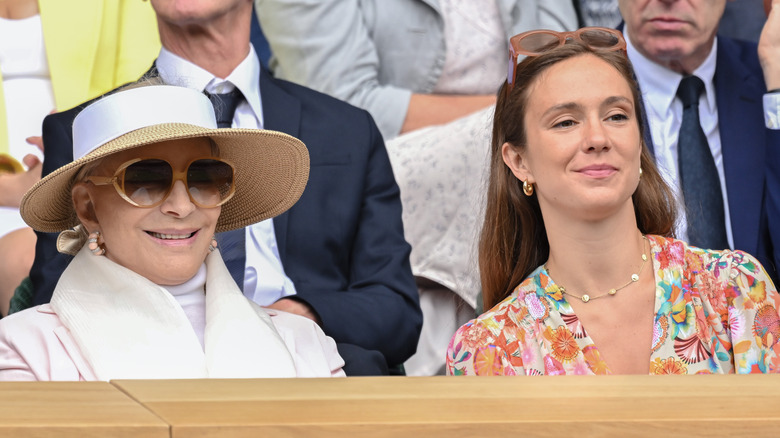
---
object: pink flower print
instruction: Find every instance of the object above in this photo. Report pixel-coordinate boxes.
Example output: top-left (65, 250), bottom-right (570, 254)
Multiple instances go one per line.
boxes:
top-left (524, 293), bottom-right (549, 321)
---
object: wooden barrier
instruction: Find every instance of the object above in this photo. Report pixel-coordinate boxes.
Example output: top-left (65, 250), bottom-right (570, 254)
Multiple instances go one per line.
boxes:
top-left (3, 375), bottom-right (780, 437)
top-left (0, 381), bottom-right (168, 437)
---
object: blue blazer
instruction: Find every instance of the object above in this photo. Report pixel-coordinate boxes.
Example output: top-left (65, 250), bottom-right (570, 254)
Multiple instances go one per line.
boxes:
top-left (713, 36), bottom-right (778, 279)
top-left (29, 66), bottom-right (422, 372)
top-left (639, 36), bottom-right (779, 280)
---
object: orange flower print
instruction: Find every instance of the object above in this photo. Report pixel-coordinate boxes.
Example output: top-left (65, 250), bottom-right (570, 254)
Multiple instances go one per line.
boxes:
top-left (650, 357), bottom-right (688, 375)
top-left (753, 304), bottom-right (780, 348)
top-left (698, 270), bottom-right (721, 301)
top-left (462, 323), bottom-right (491, 350)
top-left (684, 250), bottom-right (704, 273)
top-left (582, 345), bottom-right (610, 375)
top-left (655, 246), bottom-right (673, 270)
top-left (549, 326), bottom-right (580, 363)
top-left (473, 345), bottom-right (515, 376)
top-left (745, 276), bottom-right (768, 304)
top-left (651, 317), bottom-right (669, 353)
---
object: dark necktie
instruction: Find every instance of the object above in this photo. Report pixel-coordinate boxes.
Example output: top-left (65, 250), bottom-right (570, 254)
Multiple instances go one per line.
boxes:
top-left (207, 86), bottom-right (247, 287)
top-left (676, 75), bottom-right (729, 250)
top-left (205, 88), bottom-right (243, 128)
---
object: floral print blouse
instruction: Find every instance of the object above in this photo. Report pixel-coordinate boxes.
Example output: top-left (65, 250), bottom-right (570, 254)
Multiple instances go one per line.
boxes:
top-left (446, 235), bottom-right (780, 375)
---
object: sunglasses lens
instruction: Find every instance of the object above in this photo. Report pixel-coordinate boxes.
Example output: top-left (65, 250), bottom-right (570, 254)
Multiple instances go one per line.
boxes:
top-left (517, 33), bottom-right (560, 54)
top-left (187, 159), bottom-right (234, 207)
top-left (122, 159), bottom-right (173, 206)
top-left (580, 29), bottom-right (620, 49)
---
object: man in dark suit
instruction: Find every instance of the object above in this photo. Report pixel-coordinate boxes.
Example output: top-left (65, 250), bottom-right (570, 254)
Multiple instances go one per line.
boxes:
top-left (760, 0), bottom-right (780, 285)
top-left (28, 0), bottom-right (421, 375)
top-left (618, 0), bottom-right (779, 279)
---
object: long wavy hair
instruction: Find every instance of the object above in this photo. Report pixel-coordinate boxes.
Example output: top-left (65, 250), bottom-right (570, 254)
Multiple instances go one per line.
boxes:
top-left (480, 41), bottom-right (677, 311)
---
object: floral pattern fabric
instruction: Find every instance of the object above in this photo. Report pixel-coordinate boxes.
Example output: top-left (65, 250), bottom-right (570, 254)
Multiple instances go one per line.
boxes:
top-left (446, 235), bottom-right (780, 375)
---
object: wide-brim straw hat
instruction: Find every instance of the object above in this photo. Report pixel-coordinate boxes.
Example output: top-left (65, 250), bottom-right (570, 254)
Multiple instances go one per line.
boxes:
top-left (20, 85), bottom-right (309, 234)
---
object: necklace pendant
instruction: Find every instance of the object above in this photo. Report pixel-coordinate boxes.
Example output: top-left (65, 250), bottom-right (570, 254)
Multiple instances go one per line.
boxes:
top-left (608, 288), bottom-right (617, 295)
top-left (631, 274), bottom-right (639, 282)
top-left (581, 294), bottom-right (590, 303)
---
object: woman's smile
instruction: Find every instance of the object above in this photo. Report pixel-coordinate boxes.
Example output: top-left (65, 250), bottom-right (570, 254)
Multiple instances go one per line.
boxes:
top-left (146, 229), bottom-right (199, 242)
top-left (576, 163), bottom-right (618, 179)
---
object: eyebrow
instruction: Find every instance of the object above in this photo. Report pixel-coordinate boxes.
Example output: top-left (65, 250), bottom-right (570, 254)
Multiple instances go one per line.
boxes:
top-left (541, 96), bottom-right (633, 118)
top-left (602, 96), bottom-right (633, 109)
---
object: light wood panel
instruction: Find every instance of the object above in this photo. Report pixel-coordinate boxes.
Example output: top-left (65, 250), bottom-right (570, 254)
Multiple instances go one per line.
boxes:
top-left (0, 381), bottom-right (168, 438)
top-left (113, 375), bottom-right (780, 437)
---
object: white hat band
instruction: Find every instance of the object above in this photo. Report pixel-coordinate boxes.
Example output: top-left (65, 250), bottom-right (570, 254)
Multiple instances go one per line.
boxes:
top-left (72, 85), bottom-right (218, 160)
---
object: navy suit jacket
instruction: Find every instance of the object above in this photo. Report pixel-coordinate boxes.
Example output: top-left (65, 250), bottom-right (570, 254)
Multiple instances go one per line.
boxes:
top-left (28, 66), bottom-right (422, 371)
top-left (637, 36), bottom-right (779, 280)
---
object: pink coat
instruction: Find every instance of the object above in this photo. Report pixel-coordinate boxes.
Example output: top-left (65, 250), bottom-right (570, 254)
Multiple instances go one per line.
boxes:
top-left (0, 304), bottom-right (345, 381)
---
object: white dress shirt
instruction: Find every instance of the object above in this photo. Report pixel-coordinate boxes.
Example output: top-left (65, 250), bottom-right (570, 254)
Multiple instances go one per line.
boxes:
top-left (156, 45), bottom-right (298, 306)
top-left (626, 32), bottom-right (733, 248)
top-left (765, 92), bottom-right (780, 130)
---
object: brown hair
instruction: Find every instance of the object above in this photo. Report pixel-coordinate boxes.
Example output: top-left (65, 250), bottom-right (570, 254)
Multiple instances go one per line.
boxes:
top-left (480, 41), bottom-right (677, 311)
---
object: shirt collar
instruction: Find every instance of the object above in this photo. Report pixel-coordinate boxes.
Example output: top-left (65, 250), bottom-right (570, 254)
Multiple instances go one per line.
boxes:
top-left (625, 29), bottom-right (718, 115)
top-left (156, 44), bottom-right (264, 126)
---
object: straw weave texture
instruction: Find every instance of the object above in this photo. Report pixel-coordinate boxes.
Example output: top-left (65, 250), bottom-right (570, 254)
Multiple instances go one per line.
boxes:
top-left (20, 123), bottom-right (310, 233)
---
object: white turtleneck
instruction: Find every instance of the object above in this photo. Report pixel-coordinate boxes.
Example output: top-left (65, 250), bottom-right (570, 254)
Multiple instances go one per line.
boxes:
top-left (161, 264), bottom-right (207, 349)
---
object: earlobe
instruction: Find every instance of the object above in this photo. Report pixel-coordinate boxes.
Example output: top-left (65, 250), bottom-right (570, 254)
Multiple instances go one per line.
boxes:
top-left (501, 142), bottom-right (533, 183)
top-left (72, 183), bottom-right (99, 230)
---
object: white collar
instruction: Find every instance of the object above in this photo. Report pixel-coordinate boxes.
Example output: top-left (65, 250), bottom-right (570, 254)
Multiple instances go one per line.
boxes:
top-left (626, 29), bottom-right (718, 116)
top-left (156, 44), bottom-right (264, 126)
top-left (50, 245), bottom-right (296, 380)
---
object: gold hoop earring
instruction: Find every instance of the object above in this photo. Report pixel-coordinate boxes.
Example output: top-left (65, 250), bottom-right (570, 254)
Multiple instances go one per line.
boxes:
top-left (88, 230), bottom-right (105, 256)
top-left (523, 180), bottom-right (534, 196)
top-left (639, 167), bottom-right (643, 178)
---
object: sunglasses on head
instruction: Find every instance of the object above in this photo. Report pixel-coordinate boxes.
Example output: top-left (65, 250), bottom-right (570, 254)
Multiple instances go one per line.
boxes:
top-left (506, 27), bottom-right (627, 93)
top-left (85, 157), bottom-right (236, 208)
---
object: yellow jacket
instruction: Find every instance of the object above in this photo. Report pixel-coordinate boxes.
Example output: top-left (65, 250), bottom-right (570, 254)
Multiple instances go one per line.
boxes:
top-left (0, 0), bottom-right (160, 156)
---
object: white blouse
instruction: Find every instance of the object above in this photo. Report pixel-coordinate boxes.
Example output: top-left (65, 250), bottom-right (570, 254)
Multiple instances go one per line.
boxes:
top-left (0, 14), bottom-right (53, 236)
top-left (0, 14), bottom-right (53, 163)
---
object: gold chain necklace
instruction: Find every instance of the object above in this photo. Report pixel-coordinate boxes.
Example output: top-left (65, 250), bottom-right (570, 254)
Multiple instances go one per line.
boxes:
top-left (545, 235), bottom-right (649, 304)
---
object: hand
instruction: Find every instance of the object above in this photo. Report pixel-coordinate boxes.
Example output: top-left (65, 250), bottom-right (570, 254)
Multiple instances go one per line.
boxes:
top-left (266, 298), bottom-right (321, 324)
top-left (0, 137), bottom-right (45, 207)
top-left (25, 135), bottom-right (44, 156)
top-left (760, 0), bottom-right (780, 90)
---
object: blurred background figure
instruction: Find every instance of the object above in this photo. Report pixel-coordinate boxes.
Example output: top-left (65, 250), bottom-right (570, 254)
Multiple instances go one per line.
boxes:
top-left (255, 0), bottom-right (579, 375)
top-left (575, 0), bottom-right (623, 27)
top-left (575, 0), bottom-right (766, 42)
top-left (761, 0), bottom-right (780, 102)
top-left (618, 0), bottom-right (779, 283)
top-left (0, 0), bottom-right (159, 315)
top-left (760, 0), bottom-right (780, 288)
top-left (720, 0), bottom-right (765, 42)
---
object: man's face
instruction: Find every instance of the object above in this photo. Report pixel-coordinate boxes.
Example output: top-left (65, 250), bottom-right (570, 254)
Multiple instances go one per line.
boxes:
top-left (618, 0), bottom-right (727, 73)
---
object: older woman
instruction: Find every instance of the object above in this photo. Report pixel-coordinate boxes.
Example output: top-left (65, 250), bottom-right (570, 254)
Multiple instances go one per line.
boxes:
top-left (447, 28), bottom-right (780, 375)
top-left (0, 85), bottom-right (344, 380)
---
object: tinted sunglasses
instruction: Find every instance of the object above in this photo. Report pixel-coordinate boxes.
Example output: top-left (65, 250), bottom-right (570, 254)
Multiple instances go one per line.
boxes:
top-left (507, 27), bottom-right (627, 92)
top-left (85, 157), bottom-right (236, 208)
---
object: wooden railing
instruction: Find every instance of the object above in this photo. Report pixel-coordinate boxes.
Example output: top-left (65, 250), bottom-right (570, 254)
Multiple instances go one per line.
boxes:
top-left (2, 375), bottom-right (780, 437)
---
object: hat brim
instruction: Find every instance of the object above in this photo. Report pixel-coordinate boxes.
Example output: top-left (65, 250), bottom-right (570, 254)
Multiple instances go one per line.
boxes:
top-left (20, 123), bottom-right (310, 233)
